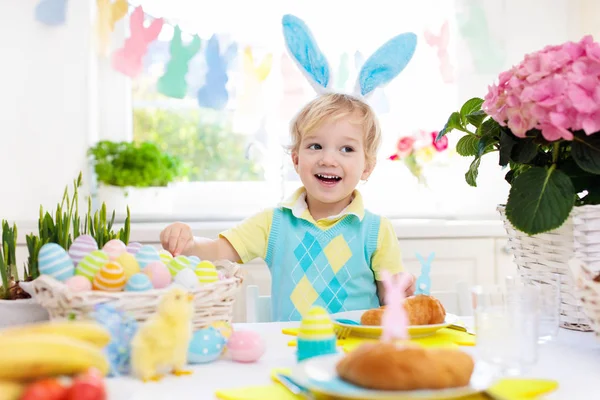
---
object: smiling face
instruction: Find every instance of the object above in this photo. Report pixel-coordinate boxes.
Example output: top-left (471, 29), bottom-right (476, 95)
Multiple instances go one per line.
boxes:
top-left (292, 113), bottom-right (373, 216)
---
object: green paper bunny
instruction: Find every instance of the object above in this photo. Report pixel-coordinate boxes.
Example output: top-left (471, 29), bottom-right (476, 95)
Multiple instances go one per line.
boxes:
top-left (157, 26), bottom-right (202, 99)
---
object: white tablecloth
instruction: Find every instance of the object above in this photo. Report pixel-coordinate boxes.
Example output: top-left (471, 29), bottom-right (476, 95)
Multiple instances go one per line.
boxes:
top-left (106, 320), bottom-right (600, 400)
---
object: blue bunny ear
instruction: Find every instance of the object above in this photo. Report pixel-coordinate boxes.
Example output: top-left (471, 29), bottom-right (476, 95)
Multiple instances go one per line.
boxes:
top-left (356, 32), bottom-right (417, 97)
top-left (282, 14), bottom-right (331, 93)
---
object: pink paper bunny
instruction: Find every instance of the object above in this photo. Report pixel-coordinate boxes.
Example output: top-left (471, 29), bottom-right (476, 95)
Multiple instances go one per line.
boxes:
top-left (112, 6), bottom-right (164, 78)
top-left (424, 21), bottom-right (454, 84)
top-left (380, 270), bottom-right (413, 342)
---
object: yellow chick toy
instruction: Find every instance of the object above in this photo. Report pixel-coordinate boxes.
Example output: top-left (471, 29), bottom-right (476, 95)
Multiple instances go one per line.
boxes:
top-left (130, 287), bottom-right (195, 382)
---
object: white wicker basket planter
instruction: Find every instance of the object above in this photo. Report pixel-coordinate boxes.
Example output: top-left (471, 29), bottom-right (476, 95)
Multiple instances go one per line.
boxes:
top-left (498, 204), bottom-right (600, 331)
top-left (21, 260), bottom-right (243, 331)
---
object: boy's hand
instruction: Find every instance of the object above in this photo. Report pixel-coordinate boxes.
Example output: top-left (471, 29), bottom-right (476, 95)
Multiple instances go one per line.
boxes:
top-left (160, 222), bottom-right (194, 256)
top-left (402, 272), bottom-right (417, 297)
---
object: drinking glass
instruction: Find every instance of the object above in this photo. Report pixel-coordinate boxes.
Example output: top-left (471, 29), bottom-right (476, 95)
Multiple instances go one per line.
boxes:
top-left (472, 283), bottom-right (540, 376)
top-left (519, 272), bottom-right (562, 343)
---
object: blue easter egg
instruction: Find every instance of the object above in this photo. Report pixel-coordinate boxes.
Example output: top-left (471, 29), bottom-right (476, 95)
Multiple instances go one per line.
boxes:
top-left (125, 273), bottom-right (153, 292)
top-left (38, 243), bottom-right (75, 281)
top-left (188, 327), bottom-right (226, 364)
top-left (135, 245), bottom-right (161, 268)
top-left (188, 255), bottom-right (201, 267)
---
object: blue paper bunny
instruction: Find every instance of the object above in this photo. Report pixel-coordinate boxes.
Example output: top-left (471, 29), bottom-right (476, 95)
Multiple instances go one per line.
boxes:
top-left (197, 34), bottom-right (238, 110)
top-left (415, 252), bottom-right (435, 295)
top-left (281, 14), bottom-right (417, 99)
top-left (35, 0), bottom-right (68, 26)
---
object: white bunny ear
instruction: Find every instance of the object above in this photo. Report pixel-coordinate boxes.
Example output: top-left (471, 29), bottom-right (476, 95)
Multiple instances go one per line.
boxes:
top-left (355, 32), bottom-right (418, 98)
top-left (282, 14), bottom-right (332, 94)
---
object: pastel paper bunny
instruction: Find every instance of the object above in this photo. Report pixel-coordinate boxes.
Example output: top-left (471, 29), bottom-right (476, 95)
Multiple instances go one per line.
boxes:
top-left (424, 21), bottom-right (454, 84)
top-left (281, 14), bottom-right (417, 100)
top-left (95, 0), bottom-right (128, 57)
top-left (197, 35), bottom-right (238, 110)
top-left (157, 25), bottom-right (202, 99)
top-left (380, 270), bottom-right (413, 342)
top-left (111, 6), bottom-right (164, 78)
top-left (35, 0), bottom-right (68, 26)
top-left (415, 252), bottom-right (435, 295)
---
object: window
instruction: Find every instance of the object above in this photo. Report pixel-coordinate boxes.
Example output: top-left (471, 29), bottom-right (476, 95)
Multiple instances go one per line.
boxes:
top-left (113, 0), bottom-right (577, 220)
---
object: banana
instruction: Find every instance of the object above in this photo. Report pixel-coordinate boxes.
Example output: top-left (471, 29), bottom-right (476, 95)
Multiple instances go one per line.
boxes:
top-left (0, 320), bottom-right (111, 348)
top-left (0, 333), bottom-right (109, 381)
top-left (0, 381), bottom-right (24, 400)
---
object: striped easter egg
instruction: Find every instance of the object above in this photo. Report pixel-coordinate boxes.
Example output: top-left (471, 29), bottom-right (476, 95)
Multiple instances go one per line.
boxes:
top-left (103, 239), bottom-right (127, 261)
top-left (125, 273), bottom-right (153, 292)
top-left (38, 243), bottom-right (75, 282)
top-left (188, 256), bottom-right (201, 267)
top-left (68, 234), bottom-right (98, 266)
top-left (298, 306), bottom-right (335, 340)
top-left (194, 261), bottom-right (218, 284)
top-left (135, 245), bottom-right (161, 268)
top-left (126, 241), bottom-right (143, 255)
top-left (75, 250), bottom-right (109, 282)
top-left (116, 252), bottom-right (141, 280)
top-left (168, 255), bottom-right (191, 277)
top-left (159, 250), bottom-right (174, 265)
top-left (93, 261), bottom-right (126, 292)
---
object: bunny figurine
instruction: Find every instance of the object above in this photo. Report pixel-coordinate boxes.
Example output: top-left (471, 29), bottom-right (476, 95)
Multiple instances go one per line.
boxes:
top-left (415, 252), bottom-right (435, 295)
top-left (380, 270), bottom-right (414, 342)
top-left (197, 34), bottom-right (238, 110)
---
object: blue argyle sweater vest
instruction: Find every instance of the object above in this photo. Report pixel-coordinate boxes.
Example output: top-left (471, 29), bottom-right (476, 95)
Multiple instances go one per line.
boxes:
top-left (264, 207), bottom-right (381, 321)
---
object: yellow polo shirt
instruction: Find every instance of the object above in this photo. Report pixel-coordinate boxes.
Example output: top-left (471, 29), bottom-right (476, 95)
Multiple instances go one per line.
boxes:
top-left (220, 187), bottom-right (403, 279)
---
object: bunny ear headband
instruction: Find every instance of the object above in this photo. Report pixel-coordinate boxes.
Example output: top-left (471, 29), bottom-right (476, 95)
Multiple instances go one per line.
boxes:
top-left (281, 14), bottom-right (418, 98)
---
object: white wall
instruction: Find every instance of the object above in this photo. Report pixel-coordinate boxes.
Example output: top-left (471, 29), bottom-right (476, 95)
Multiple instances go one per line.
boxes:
top-left (0, 0), bottom-right (595, 223)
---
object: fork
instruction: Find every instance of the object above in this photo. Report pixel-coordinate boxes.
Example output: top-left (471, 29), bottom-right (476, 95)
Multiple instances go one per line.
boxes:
top-left (333, 324), bottom-right (353, 340)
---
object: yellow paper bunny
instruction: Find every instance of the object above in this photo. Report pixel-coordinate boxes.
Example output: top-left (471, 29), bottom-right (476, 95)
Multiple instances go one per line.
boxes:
top-left (130, 287), bottom-right (195, 382)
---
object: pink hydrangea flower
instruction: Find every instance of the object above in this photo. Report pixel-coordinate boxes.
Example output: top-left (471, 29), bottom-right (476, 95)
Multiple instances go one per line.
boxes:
top-left (431, 132), bottom-right (448, 151)
top-left (483, 35), bottom-right (600, 141)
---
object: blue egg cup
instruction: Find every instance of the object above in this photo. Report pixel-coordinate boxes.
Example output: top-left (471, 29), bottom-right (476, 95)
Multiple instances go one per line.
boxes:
top-left (297, 336), bottom-right (337, 362)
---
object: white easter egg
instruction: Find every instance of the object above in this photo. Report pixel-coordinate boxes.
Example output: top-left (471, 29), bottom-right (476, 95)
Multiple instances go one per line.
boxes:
top-left (103, 239), bottom-right (127, 261)
top-left (174, 268), bottom-right (200, 290)
top-left (68, 235), bottom-right (98, 266)
top-left (38, 243), bottom-right (75, 282)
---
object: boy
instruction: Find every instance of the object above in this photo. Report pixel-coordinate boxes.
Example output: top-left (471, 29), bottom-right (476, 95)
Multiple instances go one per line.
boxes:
top-left (161, 93), bottom-right (415, 321)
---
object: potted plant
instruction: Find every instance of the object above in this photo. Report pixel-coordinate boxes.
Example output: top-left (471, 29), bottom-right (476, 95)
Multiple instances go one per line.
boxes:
top-left (439, 35), bottom-right (600, 330)
top-left (88, 140), bottom-right (183, 215)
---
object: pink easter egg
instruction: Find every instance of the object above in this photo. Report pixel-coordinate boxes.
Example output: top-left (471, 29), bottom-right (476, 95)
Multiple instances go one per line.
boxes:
top-left (103, 239), bottom-right (127, 261)
top-left (142, 261), bottom-right (172, 289)
top-left (68, 234), bottom-right (98, 266)
top-left (227, 331), bottom-right (265, 363)
top-left (126, 241), bottom-right (143, 255)
top-left (64, 275), bottom-right (92, 292)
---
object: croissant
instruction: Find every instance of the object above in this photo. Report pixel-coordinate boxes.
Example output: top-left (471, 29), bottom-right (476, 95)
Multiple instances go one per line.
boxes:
top-left (360, 294), bottom-right (446, 326)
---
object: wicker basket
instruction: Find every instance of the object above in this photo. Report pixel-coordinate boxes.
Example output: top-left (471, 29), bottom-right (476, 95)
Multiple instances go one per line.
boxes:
top-left (21, 260), bottom-right (243, 331)
top-left (498, 204), bottom-right (600, 331)
top-left (569, 258), bottom-right (600, 337)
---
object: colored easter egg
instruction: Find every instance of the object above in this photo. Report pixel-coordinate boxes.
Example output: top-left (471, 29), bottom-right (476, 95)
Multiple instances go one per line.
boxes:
top-left (188, 327), bottom-right (226, 364)
top-left (68, 234), bottom-right (98, 266)
top-left (135, 245), bottom-right (161, 268)
top-left (159, 250), bottom-right (173, 265)
top-left (125, 273), bottom-right (153, 292)
top-left (103, 239), bottom-right (127, 261)
top-left (93, 262), bottom-right (126, 292)
top-left (298, 306), bottom-right (335, 339)
top-left (188, 255), bottom-right (201, 267)
top-left (38, 243), bottom-right (75, 282)
top-left (126, 241), bottom-right (143, 255)
top-left (227, 331), bottom-right (265, 363)
top-left (76, 250), bottom-right (109, 282)
top-left (116, 252), bottom-right (141, 280)
top-left (195, 261), bottom-right (218, 284)
top-left (168, 255), bottom-right (192, 277)
top-left (173, 268), bottom-right (200, 290)
top-left (211, 321), bottom-right (233, 340)
top-left (64, 275), bottom-right (92, 292)
top-left (142, 261), bottom-right (172, 289)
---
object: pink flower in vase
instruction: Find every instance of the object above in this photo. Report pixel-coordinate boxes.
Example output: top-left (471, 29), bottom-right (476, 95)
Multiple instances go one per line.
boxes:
top-left (395, 137), bottom-right (415, 157)
top-left (431, 132), bottom-right (448, 151)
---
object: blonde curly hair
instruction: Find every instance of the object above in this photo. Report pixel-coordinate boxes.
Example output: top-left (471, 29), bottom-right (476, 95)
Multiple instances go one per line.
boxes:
top-left (289, 93), bottom-right (382, 169)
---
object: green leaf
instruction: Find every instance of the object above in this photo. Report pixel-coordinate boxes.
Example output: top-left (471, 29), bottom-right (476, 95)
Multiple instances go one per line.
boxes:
top-left (466, 110), bottom-right (487, 128)
top-left (572, 132), bottom-right (600, 174)
top-left (477, 118), bottom-right (502, 138)
top-left (560, 157), bottom-right (600, 193)
top-left (460, 98), bottom-right (484, 119)
top-left (505, 166), bottom-right (575, 235)
top-left (499, 131), bottom-right (517, 167)
top-left (477, 135), bottom-right (498, 157)
top-left (511, 138), bottom-right (538, 164)
top-left (456, 135), bottom-right (479, 156)
top-left (437, 112), bottom-right (467, 140)
top-left (465, 158), bottom-right (481, 187)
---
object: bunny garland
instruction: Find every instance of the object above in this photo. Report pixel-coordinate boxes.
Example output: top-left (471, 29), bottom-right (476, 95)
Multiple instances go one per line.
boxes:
top-left (281, 14), bottom-right (417, 100)
top-left (424, 21), bottom-right (454, 83)
top-left (380, 270), bottom-right (413, 342)
top-left (197, 35), bottom-right (238, 110)
top-left (35, 0), bottom-right (68, 26)
top-left (95, 0), bottom-right (128, 57)
top-left (111, 6), bottom-right (164, 78)
top-left (157, 26), bottom-right (202, 99)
